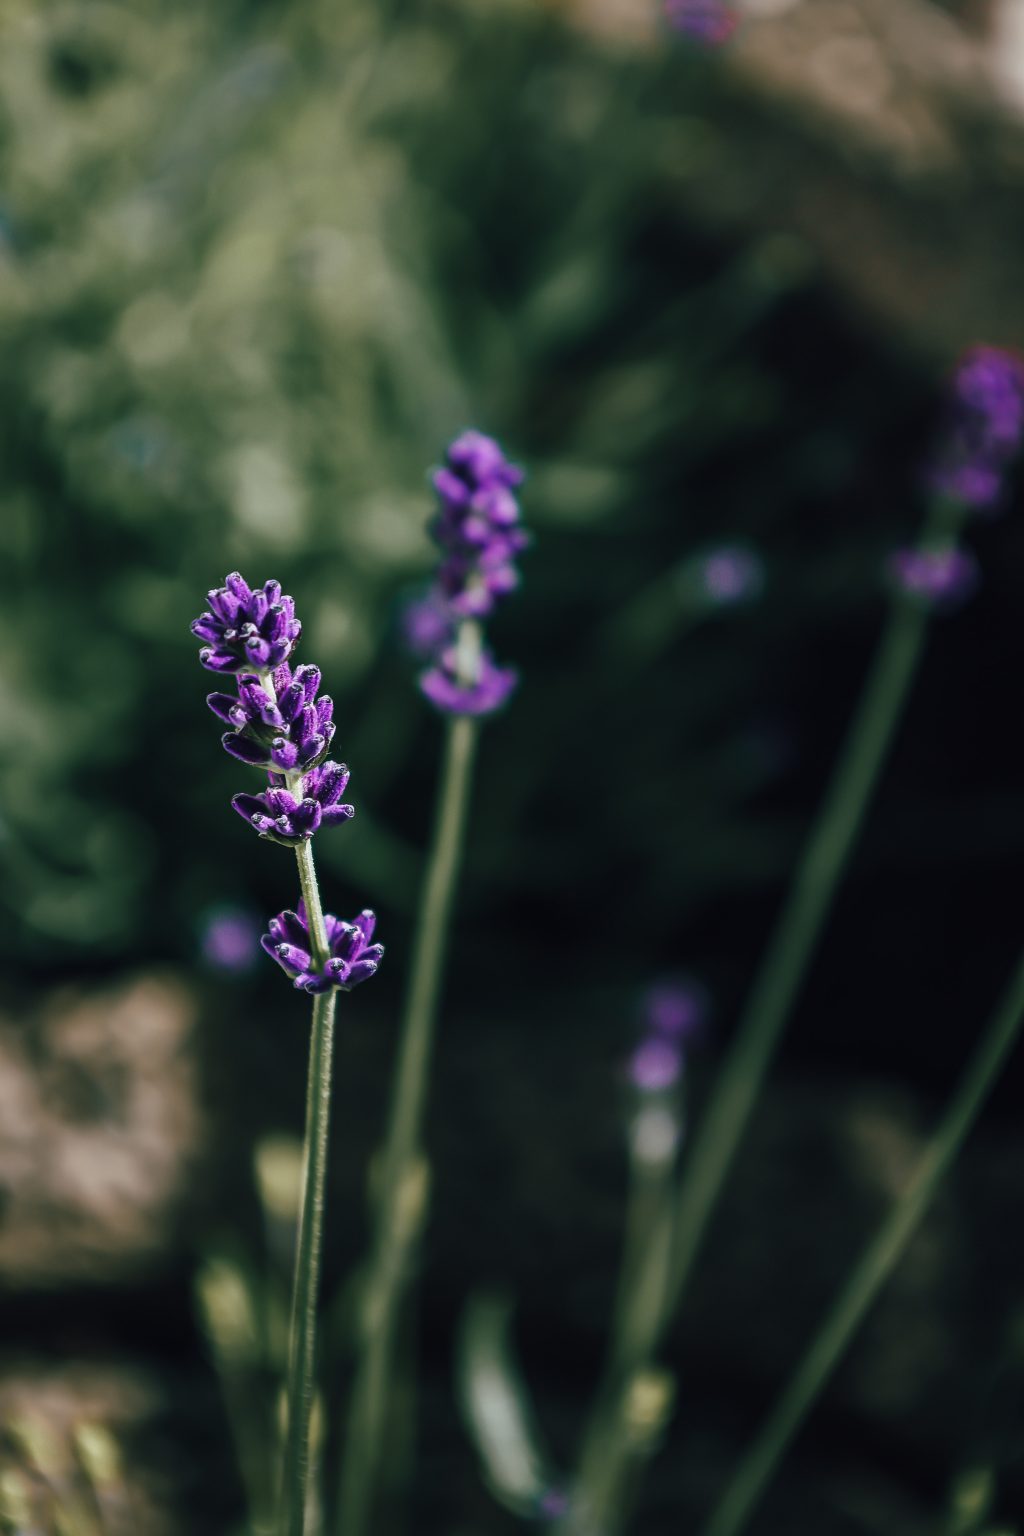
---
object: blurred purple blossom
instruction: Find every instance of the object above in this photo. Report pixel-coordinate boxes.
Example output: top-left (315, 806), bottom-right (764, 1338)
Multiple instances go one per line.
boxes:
top-left (200, 906), bottom-right (262, 973)
top-left (629, 1037), bottom-right (684, 1092)
top-left (664, 0), bottom-right (739, 45)
top-left (431, 431), bottom-right (529, 621)
top-left (420, 646), bottom-right (518, 717)
top-left (698, 544), bottom-right (763, 604)
top-left (929, 346), bottom-right (1024, 510)
top-left (401, 587), bottom-right (455, 658)
top-left (888, 546), bottom-right (979, 610)
top-left (641, 977), bottom-right (708, 1045)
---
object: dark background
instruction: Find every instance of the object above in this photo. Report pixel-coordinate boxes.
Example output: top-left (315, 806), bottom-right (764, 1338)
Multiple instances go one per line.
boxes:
top-left (2, 1), bottom-right (1023, 1532)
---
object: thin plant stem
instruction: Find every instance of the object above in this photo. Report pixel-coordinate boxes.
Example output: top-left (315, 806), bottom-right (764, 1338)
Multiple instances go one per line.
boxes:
top-left (337, 707), bottom-right (479, 1536)
top-left (564, 1156), bottom-right (677, 1536)
top-left (699, 947), bottom-right (1024, 1536)
top-left (664, 495), bottom-right (965, 1320)
top-left (279, 833), bottom-right (336, 1536)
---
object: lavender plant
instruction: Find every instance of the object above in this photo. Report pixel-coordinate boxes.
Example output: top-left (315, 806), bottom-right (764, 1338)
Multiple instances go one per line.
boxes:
top-left (337, 433), bottom-right (528, 1536)
top-left (553, 348), bottom-right (1024, 1536)
top-left (192, 573), bottom-right (383, 1536)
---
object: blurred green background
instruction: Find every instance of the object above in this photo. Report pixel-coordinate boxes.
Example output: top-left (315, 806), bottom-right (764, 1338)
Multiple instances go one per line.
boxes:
top-left (3, 1), bottom-right (1024, 1532)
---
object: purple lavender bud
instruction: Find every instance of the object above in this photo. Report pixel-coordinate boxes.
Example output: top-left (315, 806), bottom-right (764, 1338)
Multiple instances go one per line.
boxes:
top-left (232, 760), bottom-right (354, 846)
top-left (262, 903), bottom-right (383, 992)
top-left (536, 1488), bottom-right (571, 1522)
top-left (200, 905), bottom-right (262, 973)
top-left (629, 1037), bottom-right (684, 1093)
top-left (664, 0), bottom-right (739, 45)
top-left (887, 546), bottom-right (979, 610)
top-left (419, 646), bottom-right (518, 717)
top-left (192, 572), bottom-right (301, 674)
top-left (641, 978), bottom-right (708, 1043)
top-left (695, 544), bottom-right (764, 606)
top-left (929, 346), bottom-right (1024, 510)
top-left (217, 661), bottom-right (335, 773)
top-left (429, 432), bottom-right (529, 620)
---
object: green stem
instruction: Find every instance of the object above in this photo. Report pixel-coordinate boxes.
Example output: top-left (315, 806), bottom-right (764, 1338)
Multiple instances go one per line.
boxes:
top-left (699, 948), bottom-right (1024, 1536)
top-left (564, 1141), bottom-right (677, 1536)
top-left (337, 709), bottom-right (479, 1536)
top-left (664, 496), bottom-right (965, 1320)
top-left (279, 836), bottom-right (336, 1536)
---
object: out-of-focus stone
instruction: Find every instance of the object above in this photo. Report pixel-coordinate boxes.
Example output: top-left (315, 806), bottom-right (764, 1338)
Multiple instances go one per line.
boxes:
top-left (0, 975), bottom-right (203, 1285)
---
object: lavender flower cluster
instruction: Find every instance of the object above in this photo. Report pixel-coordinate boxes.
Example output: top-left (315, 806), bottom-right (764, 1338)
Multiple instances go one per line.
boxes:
top-left (628, 978), bottom-right (707, 1094)
top-left (664, 0), bottom-right (739, 45)
top-left (929, 345), bottom-right (1024, 511)
top-left (411, 431), bottom-right (528, 717)
top-left (891, 347), bottom-right (1024, 610)
top-left (192, 571), bottom-right (382, 994)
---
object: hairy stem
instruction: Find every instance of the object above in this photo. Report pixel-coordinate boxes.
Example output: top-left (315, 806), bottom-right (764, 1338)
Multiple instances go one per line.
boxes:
top-left (279, 831), bottom-right (335, 1536)
top-left (700, 948), bottom-right (1024, 1536)
top-left (337, 705), bottom-right (479, 1536)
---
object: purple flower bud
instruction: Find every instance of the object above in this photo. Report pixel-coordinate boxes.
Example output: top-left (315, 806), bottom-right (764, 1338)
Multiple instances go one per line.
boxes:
top-left (192, 573), bottom-right (301, 674)
top-left (262, 903), bottom-right (383, 993)
top-left (629, 1038), bottom-right (684, 1093)
top-left (232, 760), bottom-right (354, 846)
top-left (887, 546), bottom-right (979, 610)
top-left (419, 646), bottom-right (518, 717)
top-left (215, 661), bottom-right (335, 773)
top-left (641, 978), bottom-right (708, 1043)
top-left (429, 432), bottom-right (529, 621)
top-left (200, 905), bottom-right (262, 973)
top-left (694, 544), bottom-right (763, 606)
top-left (928, 346), bottom-right (1024, 510)
top-left (664, 0), bottom-right (739, 45)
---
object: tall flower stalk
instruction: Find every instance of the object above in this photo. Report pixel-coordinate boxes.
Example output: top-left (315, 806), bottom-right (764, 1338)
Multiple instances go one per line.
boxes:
top-left (191, 573), bottom-right (383, 1536)
top-left (699, 945), bottom-right (1024, 1536)
top-left (337, 433), bottom-right (528, 1536)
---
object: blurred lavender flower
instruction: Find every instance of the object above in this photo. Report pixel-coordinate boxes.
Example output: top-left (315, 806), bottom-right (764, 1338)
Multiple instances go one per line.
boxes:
top-left (536, 1488), bottom-right (571, 1522)
top-left (233, 760), bottom-right (354, 846)
top-left (421, 646), bottom-right (518, 717)
top-left (627, 976), bottom-right (707, 1094)
top-left (262, 904), bottom-right (384, 994)
top-left (208, 660), bottom-right (335, 771)
top-left (431, 431), bottom-right (529, 620)
top-left (400, 587), bottom-right (455, 658)
top-left (929, 346), bottom-right (1024, 510)
top-left (192, 572), bottom-right (301, 673)
top-left (200, 905), bottom-right (261, 973)
top-left (416, 431), bottom-right (528, 717)
top-left (698, 544), bottom-right (764, 605)
top-left (888, 546), bottom-right (979, 610)
top-left (664, 0), bottom-right (739, 45)
top-left (629, 1037), bottom-right (684, 1092)
top-left (641, 976), bottom-right (708, 1046)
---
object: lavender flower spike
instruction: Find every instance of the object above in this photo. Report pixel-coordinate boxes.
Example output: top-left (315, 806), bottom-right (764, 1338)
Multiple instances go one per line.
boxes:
top-left (431, 431), bottom-right (529, 621)
top-left (192, 572), bottom-right (301, 673)
top-left (262, 904), bottom-right (384, 993)
top-left (233, 760), bottom-right (354, 846)
top-left (929, 345), bottom-right (1024, 511)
